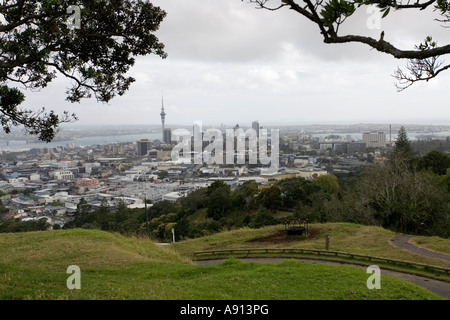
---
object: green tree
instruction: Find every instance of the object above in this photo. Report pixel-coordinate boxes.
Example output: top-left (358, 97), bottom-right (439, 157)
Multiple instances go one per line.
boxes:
top-left (64, 197), bottom-right (92, 228)
top-left (336, 163), bottom-right (450, 237)
top-left (207, 180), bottom-right (230, 196)
top-left (260, 185), bottom-right (282, 212)
top-left (0, 0), bottom-right (166, 141)
top-left (391, 126), bottom-right (416, 170)
top-left (114, 198), bottom-right (129, 232)
top-left (206, 180), bottom-right (232, 220)
top-left (439, 168), bottom-right (450, 192)
top-left (0, 218), bottom-right (50, 233)
top-left (314, 174), bottom-right (340, 194)
top-left (149, 200), bottom-right (177, 219)
top-left (417, 150), bottom-right (450, 175)
top-left (231, 181), bottom-right (260, 210)
top-left (277, 178), bottom-right (307, 209)
top-left (248, 207), bottom-right (277, 228)
top-left (96, 198), bottom-right (112, 230)
top-left (145, 213), bottom-right (177, 241)
top-left (173, 216), bottom-right (189, 240)
top-left (178, 188), bottom-right (208, 215)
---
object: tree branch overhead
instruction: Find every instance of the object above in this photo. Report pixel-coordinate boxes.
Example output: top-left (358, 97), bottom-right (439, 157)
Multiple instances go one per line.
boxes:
top-left (0, 0), bottom-right (167, 142)
top-left (245, 0), bottom-right (450, 88)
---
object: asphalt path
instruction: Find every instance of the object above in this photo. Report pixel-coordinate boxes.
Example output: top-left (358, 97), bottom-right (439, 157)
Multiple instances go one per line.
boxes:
top-left (390, 234), bottom-right (450, 262)
top-left (194, 234), bottom-right (450, 300)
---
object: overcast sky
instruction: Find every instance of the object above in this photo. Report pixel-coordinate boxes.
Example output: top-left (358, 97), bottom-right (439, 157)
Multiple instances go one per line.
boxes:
top-left (24, 0), bottom-right (450, 128)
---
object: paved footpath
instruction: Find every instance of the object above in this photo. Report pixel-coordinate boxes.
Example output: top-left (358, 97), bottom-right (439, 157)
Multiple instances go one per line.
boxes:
top-left (390, 233), bottom-right (450, 262)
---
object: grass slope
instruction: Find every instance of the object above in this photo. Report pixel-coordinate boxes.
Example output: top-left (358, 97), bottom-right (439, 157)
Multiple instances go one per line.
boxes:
top-left (0, 227), bottom-right (444, 300)
top-left (173, 222), bottom-right (450, 269)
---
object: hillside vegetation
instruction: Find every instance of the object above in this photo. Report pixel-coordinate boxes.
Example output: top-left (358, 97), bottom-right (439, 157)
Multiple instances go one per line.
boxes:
top-left (0, 227), bottom-right (445, 300)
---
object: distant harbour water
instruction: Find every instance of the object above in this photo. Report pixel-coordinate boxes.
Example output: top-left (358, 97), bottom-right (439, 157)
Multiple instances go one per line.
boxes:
top-left (313, 132), bottom-right (450, 141)
top-left (0, 132), bottom-right (162, 152)
top-left (0, 131), bottom-right (449, 152)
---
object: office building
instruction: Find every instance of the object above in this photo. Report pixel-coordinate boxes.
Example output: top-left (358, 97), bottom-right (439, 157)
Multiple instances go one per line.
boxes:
top-left (252, 121), bottom-right (260, 137)
top-left (363, 132), bottom-right (386, 148)
top-left (164, 128), bottom-right (172, 144)
top-left (137, 139), bottom-right (151, 156)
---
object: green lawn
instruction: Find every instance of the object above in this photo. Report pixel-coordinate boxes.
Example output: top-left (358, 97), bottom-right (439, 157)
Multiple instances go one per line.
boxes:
top-left (0, 227), bottom-right (445, 300)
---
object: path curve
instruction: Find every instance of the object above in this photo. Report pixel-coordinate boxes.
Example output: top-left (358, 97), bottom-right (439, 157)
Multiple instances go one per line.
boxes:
top-left (194, 257), bottom-right (450, 300)
top-left (390, 234), bottom-right (450, 262)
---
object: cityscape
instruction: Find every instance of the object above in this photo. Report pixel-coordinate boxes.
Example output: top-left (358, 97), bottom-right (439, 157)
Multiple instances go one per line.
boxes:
top-left (1, 99), bottom-right (449, 230)
top-left (1, 0), bottom-right (450, 305)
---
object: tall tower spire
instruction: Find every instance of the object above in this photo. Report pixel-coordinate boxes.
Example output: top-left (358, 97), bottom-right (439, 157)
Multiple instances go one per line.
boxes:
top-left (160, 92), bottom-right (166, 140)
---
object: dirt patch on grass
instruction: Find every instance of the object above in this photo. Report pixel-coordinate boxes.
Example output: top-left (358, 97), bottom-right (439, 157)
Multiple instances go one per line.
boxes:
top-left (246, 228), bottom-right (320, 244)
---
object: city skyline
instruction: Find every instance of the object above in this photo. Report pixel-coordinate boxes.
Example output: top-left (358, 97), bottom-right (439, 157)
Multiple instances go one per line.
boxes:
top-left (21, 1), bottom-right (450, 127)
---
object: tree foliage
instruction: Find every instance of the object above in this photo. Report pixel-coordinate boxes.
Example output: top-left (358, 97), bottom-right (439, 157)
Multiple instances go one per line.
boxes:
top-left (0, 217), bottom-right (50, 232)
top-left (259, 185), bottom-right (283, 212)
top-left (206, 180), bottom-right (232, 220)
top-left (417, 150), bottom-right (450, 175)
top-left (0, 0), bottom-right (167, 141)
top-left (248, 207), bottom-right (278, 228)
top-left (314, 174), bottom-right (340, 194)
top-left (276, 178), bottom-right (307, 209)
top-left (231, 180), bottom-right (260, 210)
top-left (149, 200), bottom-right (177, 219)
top-left (390, 126), bottom-right (417, 171)
top-left (178, 188), bottom-right (208, 215)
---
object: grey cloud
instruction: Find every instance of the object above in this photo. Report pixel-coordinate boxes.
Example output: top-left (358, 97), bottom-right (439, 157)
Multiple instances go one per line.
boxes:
top-left (16, 1), bottom-right (450, 127)
top-left (152, 0), bottom-right (449, 64)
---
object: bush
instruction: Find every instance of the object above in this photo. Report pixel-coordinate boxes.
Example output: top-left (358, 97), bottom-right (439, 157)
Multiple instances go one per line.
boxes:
top-left (248, 208), bottom-right (277, 229)
top-left (330, 163), bottom-right (450, 237)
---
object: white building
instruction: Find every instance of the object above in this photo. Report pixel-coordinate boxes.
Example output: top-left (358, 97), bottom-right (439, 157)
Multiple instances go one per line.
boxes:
top-left (162, 191), bottom-right (188, 202)
top-left (363, 132), bottom-right (386, 148)
top-left (29, 173), bottom-right (41, 181)
top-left (50, 170), bottom-right (74, 181)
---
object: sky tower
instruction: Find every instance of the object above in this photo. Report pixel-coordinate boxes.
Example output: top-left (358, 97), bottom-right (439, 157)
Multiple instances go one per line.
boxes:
top-left (160, 93), bottom-right (166, 141)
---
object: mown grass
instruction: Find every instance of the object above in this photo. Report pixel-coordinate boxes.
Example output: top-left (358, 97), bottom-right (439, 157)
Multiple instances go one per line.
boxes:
top-left (410, 236), bottom-right (450, 255)
top-left (0, 227), bottom-right (444, 300)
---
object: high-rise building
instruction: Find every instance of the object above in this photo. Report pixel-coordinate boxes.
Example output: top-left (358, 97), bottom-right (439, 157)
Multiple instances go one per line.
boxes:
top-left (363, 132), bottom-right (386, 148)
top-left (192, 123), bottom-right (204, 147)
top-left (252, 121), bottom-right (260, 137)
top-left (137, 139), bottom-right (151, 156)
top-left (163, 128), bottom-right (172, 144)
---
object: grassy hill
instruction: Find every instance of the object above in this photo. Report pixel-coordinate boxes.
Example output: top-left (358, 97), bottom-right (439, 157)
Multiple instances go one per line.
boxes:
top-left (0, 226), bottom-right (446, 300)
top-left (173, 222), bottom-right (450, 267)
